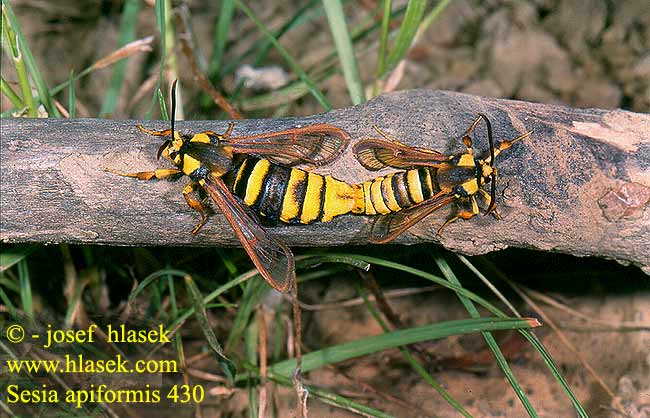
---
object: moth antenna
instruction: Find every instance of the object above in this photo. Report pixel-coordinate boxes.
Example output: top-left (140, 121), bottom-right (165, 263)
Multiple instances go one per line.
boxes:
top-left (477, 113), bottom-right (497, 215)
top-left (157, 80), bottom-right (178, 160)
top-left (170, 79), bottom-right (177, 144)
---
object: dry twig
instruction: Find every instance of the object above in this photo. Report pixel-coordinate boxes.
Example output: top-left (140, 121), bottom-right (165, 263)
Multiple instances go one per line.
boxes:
top-left (1, 91), bottom-right (649, 272)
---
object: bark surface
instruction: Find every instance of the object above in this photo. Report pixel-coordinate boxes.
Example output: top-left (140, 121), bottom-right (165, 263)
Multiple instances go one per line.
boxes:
top-left (2, 90), bottom-right (649, 271)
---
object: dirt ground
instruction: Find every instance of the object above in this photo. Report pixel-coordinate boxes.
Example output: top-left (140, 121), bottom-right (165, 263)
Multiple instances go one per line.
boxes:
top-left (3, 1), bottom-right (650, 417)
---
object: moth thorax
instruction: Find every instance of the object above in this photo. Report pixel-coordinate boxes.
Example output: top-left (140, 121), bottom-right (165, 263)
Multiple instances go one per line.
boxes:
top-left (480, 162), bottom-right (494, 178)
top-left (436, 164), bottom-right (475, 192)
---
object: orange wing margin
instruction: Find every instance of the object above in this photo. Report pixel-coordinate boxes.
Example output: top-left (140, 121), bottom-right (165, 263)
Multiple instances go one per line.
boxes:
top-left (202, 174), bottom-right (295, 293)
top-left (368, 192), bottom-right (456, 244)
top-left (225, 124), bottom-right (350, 167)
top-left (353, 138), bottom-right (447, 171)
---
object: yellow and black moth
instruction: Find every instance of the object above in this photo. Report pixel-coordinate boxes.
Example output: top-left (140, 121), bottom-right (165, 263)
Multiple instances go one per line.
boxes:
top-left (109, 81), bottom-right (353, 293)
top-left (353, 114), bottom-right (532, 243)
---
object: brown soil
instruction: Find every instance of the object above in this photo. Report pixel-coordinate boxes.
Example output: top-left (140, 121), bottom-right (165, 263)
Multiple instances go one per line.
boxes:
top-left (3, 1), bottom-right (649, 418)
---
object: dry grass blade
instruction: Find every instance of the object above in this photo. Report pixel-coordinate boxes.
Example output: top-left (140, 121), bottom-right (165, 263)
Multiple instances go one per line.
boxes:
top-left (61, 244), bottom-right (87, 328)
top-left (511, 283), bottom-right (625, 413)
top-left (186, 368), bottom-right (228, 383)
top-left (359, 270), bottom-right (439, 377)
top-left (54, 99), bottom-right (70, 118)
top-left (126, 72), bottom-right (159, 113)
top-left (184, 275), bottom-right (236, 381)
top-left (298, 285), bottom-right (440, 311)
top-left (382, 59), bottom-right (406, 93)
top-left (258, 305), bottom-right (269, 418)
top-left (523, 286), bottom-right (650, 331)
top-left (92, 35), bottom-right (154, 70)
top-left (335, 366), bottom-right (418, 413)
top-left (291, 284), bottom-right (307, 418)
top-left (174, 7), bottom-right (243, 119)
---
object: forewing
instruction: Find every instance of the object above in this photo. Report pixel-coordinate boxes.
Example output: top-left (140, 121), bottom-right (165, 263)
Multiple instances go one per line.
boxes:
top-left (369, 193), bottom-right (456, 244)
top-left (353, 139), bottom-right (447, 171)
top-left (202, 174), bottom-right (295, 293)
top-left (225, 124), bottom-right (350, 167)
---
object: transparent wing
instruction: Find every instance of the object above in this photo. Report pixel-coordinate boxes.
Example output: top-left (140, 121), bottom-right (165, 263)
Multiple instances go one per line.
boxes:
top-left (202, 174), bottom-right (295, 293)
top-left (225, 124), bottom-right (350, 167)
top-left (353, 138), bottom-right (447, 171)
top-left (368, 192), bottom-right (456, 244)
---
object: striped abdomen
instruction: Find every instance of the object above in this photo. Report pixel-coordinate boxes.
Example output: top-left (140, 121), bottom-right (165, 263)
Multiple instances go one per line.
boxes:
top-left (361, 167), bottom-right (438, 215)
top-left (229, 157), bottom-right (365, 224)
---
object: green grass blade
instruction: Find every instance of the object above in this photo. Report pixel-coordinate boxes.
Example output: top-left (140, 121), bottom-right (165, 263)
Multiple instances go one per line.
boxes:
top-left (68, 70), bottom-right (75, 118)
top-left (1, 7), bottom-right (36, 117)
top-left (297, 254), bottom-right (371, 271)
top-left (225, 278), bottom-right (268, 352)
top-left (418, 0), bottom-right (452, 38)
top-left (236, 3), bottom-right (407, 110)
top-left (220, 0), bottom-right (320, 78)
top-left (244, 317), bottom-right (259, 417)
top-left (2, 1), bottom-right (59, 117)
top-left (435, 255), bottom-right (537, 417)
top-left (128, 268), bottom-right (188, 303)
top-left (471, 257), bottom-right (589, 417)
top-left (167, 274), bottom-right (188, 383)
top-left (240, 2), bottom-right (406, 111)
top-left (241, 362), bottom-right (395, 417)
top-left (457, 254), bottom-right (521, 316)
top-left (99, 0), bottom-right (142, 117)
top-left (520, 332), bottom-right (588, 417)
top-left (383, 0), bottom-right (426, 75)
top-left (239, 79), bottom-right (316, 111)
top-left (0, 77), bottom-right (24, 110)
top-left (185, 275), bottom-right (236, 381)
top-left (208, 0), bottom-right (235, 78)
top-left (373, 0), bottom-right (393, 96)
top-left (245, 317), bottom-right (259, 365)
top-left (157, 88), bottom-right (169, 120)
top-left (361, 288), bottom-right (471, 417)
top-left (338, 254), bottom-right (508, 317)
top-left (1, 108), bottom-right (17, 118)
top-left (216, 249), bottom-right (239, 276)
top-left (145, 0), bottom-right (167, 119)
top-left (348, 253), bottom-right (587, 416)
top-left (0, 245), bottom-right (36, 273)
top-left (17, 259), bottom-right (33, 320)
top-left (322, 0), bottom-right (365, 104)
top-left (0, 276), bottom-right (19, 293)
top-left (165, 270), bottom-right (257, 334)
top-left (270, 317), bottom-right (536, 377)
top-left (276, 373), bottom-right (395, 418)
top-left (0, 285), bottom-right (17, 318)
top-left (234, 0), bottom-right (332, 111)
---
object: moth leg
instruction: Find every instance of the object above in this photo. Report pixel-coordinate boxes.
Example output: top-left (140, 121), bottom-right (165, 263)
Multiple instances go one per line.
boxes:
top-left (183, 182), bottom-right (208, 235)
top-left (479, 188), bottom-right (501, 219)
top-left (436, 196), bottom-right (480, 236)
top-left (136, 125), bottom-right (173, 137)
top-left (200, 122), bottom-right (235, 141)
top-left (106, 168), bottom-right (181, 181)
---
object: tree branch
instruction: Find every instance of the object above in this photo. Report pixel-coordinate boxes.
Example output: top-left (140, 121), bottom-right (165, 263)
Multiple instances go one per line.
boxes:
top-left (2, 90), bottom-right (649, 271)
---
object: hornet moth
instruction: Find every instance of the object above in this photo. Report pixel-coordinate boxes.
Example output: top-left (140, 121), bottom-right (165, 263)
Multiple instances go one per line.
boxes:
top-left (108, 80), bottom-right (352, 293)
top-left (353, 114), bottom-right (532, 243)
